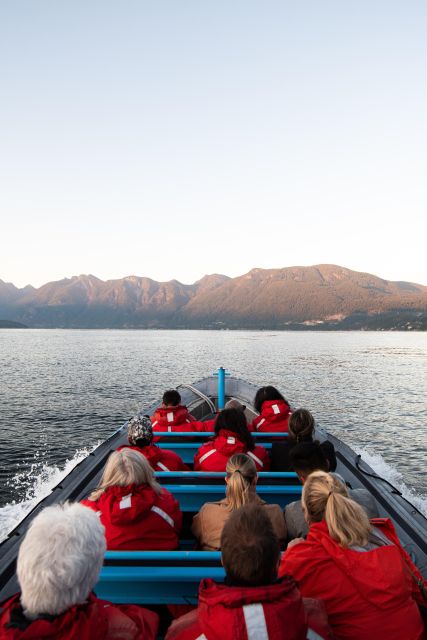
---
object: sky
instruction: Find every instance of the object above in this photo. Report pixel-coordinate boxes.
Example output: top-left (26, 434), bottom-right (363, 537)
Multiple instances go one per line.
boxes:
top-left (1, 1), bottom-right (426, 289)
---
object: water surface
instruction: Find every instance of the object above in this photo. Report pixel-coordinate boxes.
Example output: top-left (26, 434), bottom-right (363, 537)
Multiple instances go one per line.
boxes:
top-left (0, 329), bottom-right (426, 538)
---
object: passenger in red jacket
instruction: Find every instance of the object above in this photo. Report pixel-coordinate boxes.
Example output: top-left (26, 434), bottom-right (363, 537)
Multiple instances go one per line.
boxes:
top-left (249, 385), bottom-right (292, 433)
top-left (0, 502), bottom-right (158, 639)
top-left (118, 415), bottom-right (189, 471)
top-left (193, 399), bottom-right (248, 432)
top-left (279, 471), bottom-right (426, 640)
top-left (151, 389), bottom-right (198, 433)
top-left (194, 409), bottom-right (270, 471)
top-left (165, 503), bottom-right (332, 640)
top-left (81, 448), bottom-right (182, 550)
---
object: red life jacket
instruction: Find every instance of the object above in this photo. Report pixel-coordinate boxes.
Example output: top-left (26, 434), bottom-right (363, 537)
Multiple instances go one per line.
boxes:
top-left (165, 577), bottom-right (332, 640)
top-left (117, 444), bottom-right (189, 471)
top-left (249, 400), bottom-right (291, 433)
top-left (279, 518), bottom-right (425, 640)
top-left (151, 405), bottom-right (197, 432)
top-left (193, 430), bottom-right (270, 471)
top-left (0, 592), bottom-right (158, 640)
top-left (81, 483), bottom-right (182, 550)
top-left (191, 417), bottom-right (216, 432)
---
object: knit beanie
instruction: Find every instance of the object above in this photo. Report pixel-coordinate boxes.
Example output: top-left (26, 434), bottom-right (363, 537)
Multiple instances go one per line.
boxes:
top-left (127, 415), bottom-right (153, 446)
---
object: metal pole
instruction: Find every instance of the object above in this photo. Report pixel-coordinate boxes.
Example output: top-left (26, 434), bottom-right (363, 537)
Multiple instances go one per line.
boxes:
top-left (217, 366), bottom-right (226, 410)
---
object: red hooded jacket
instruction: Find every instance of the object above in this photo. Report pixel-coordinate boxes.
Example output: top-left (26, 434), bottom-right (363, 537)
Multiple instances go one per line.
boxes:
top-left (279, 518), bottom-right (426, 640)
top-left (249, 400), bottom-right (292, 433)
top-left (0, 592), bottom-right (158, 640)
top-left (151, 405), bottom-right (197, 432)
top-left (117, 444), bottom-right (189, 471)
top-left (165, 577), bottom-right (332, 640)
top-left (194, 430), bottom-right (270, 472)
top-left (81, 483), bottom-right (182, 550)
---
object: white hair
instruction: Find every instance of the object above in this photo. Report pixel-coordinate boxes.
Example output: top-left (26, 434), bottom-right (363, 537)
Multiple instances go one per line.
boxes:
top-left (17, 502), bottom-right (106, 618)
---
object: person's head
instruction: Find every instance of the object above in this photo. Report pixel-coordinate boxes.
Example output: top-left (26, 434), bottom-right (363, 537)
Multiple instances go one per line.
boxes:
top-left (289, 441), bottom-right (329, 482)
top-left (221, 504), bottom-right (281, 587)
top-left (162, 390), bottom-right (181, 407)
top-left (224, 398), bottom-right (246, 412)
top-left (89, 448), bottom-right (160, 501)
top-left (302, 471), bottom-right (371, 547)
top-left (254, 386), bottom-right (288, 414)
top-left (127, 415), bottom-right (153, 447)
top-left (214, 408), bottom-right (255, 450)
top-left (17, 503), bottom-right (105, 619)
top-left (288, 409), bottom-right (315, 442)
top-left (225, 453), bottom-right (257, 511)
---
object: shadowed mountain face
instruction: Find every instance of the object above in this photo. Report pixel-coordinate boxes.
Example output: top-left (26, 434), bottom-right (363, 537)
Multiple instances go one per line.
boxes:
top-left (0, 266), bottom-right (426, 330)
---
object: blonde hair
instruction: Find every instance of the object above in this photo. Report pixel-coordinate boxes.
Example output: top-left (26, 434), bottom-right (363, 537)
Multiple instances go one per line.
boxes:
top-left (302, 471), bottom-right (371, 547)
top-left (225, 453), bottom-right (257, 511)
top-left (88, 448), bottom-right (161, 501)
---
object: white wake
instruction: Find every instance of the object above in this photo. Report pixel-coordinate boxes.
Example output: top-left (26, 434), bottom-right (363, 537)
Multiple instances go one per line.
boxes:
top-left (0, 446), bottom-right (99, 543)
top-left (355, 447), bottom-right (427, 518)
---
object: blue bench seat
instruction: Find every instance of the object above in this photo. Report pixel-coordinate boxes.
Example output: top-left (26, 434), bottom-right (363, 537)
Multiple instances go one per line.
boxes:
top-left (96, 551), bottom-right (223, 605)
top-left (163, 484), bottom-right (301, 511)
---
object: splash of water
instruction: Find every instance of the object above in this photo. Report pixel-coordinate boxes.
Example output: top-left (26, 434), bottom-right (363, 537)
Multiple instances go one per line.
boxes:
top-left (355, 447), bottom-right (427, 518)
top-left (0, 445), bottom-right (100, 543)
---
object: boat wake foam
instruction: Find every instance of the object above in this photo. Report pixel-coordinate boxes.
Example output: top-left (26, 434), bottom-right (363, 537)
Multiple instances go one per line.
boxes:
top-left (0, 445), bottom-right (100, 543)
top-left (355, 447), bottom-right (427, 518)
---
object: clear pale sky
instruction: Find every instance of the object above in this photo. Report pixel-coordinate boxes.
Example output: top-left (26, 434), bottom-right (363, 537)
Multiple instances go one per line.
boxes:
top-left (1, 1), bottom-right (426, 288)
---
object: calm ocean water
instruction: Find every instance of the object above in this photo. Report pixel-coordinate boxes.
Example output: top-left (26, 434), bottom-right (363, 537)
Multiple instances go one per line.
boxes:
top-left (0, 329), bottom-right (426, 540)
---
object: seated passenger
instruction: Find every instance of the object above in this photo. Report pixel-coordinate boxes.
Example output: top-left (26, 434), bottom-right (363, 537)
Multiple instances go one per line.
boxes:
top-left (118, 415), bottom-right (189, 471)
top-left (166, 504), bottom-right (332, 640)
top-left (249, 385), bottom-right (292, 433)
top-left (272, 409), bottom-right (337, 471)
top-left (194, 408), bottom-right (270, 471)
top-left (192, 453), bottom-right (286, 550)
top-left (195, 399), bottom-right (247, 432)
top-left (81, 448), bottom-right (182, 550)
top-left (279, 471), bottom-right (426, 640)
top-left (151, 389), bottom-right (197, 433)
top-left (0, 503), bottom-right (158, 639)
top-left (284, 442), bottom-right (378, 540)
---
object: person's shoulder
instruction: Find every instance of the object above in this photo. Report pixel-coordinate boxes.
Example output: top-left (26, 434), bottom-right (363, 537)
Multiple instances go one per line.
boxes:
top-left (80, 498), bottom-right (99, 511)
top-left (349, 488), bottom-right (379, 518)
top-left (264, 502), bottom-right (284, 515)
top-left (199, 500), bottom-right (227, 515)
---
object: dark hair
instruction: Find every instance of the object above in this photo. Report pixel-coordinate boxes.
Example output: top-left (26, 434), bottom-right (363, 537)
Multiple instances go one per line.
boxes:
top-left (162, 390), bottom-right (181, 406)
top-left (221, 504), bottom-right (280, 587)
top-left (254, 386), bottom-right (288, 414)
top-left (289, 442), bottom-right (328, 477)
top-left (288, 409), bottom-right (315, 442)
top-left (215, 409), bottom-right (254, 450)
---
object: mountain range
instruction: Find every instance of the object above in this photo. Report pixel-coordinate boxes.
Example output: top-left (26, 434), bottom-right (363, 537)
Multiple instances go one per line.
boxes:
top-left (1, 265), bottom-right (426, 330)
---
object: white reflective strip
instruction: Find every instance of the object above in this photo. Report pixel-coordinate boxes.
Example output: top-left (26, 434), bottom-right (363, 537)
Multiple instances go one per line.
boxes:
top-left (198, 448), bottom-right (217, 464)
top-left (307, 629), bottom-right (324, 640)
top-left (157, 461), bottom-right (170, 471)
top-left (167, 412), bottom-right (174, 422)
top-left (227, 436), bottom-right (236, 444)
top-left (119, 494), bottom-right (132, 509)
top-left (152, 420), bottom-right (158, 428)
top-left (186, 419), bottom-right (191, 423)
top-left (151, 505), bottom-right (174, 528)
top-left (248, 451), bottom-right (264, 468)
top-left (272, 403), bottom-right (280, 415)
top-left (195, 635), bottom-right (208, 640)
top-left (168, 426), bottom-right (172, 432)
top-left (256, 418), bottom-right (266, 430)
top-left (243, 603), bottom-right (268, 640)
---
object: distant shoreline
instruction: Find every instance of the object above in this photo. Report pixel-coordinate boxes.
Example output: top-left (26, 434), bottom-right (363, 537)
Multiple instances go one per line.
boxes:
top-left (0, 320), bottom-right (27, 329)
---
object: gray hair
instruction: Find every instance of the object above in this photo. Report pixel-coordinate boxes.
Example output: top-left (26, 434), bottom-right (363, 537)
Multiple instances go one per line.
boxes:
top-left (17, 502), bottom-right (106, 618)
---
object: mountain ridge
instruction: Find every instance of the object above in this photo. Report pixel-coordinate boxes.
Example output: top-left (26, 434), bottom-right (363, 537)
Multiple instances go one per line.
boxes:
top-left (0, 265), bottom-right (426, 330)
